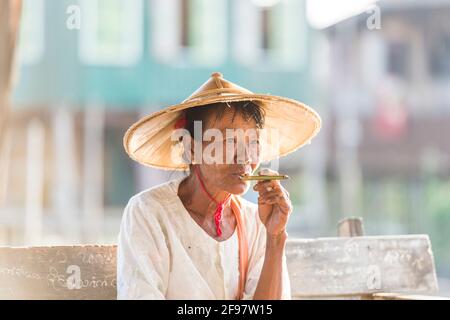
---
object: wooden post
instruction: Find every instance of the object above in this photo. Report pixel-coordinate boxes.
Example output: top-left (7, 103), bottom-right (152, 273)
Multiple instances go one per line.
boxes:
top-left (24, 118), bottom-right (45, 244)
top-left (0, 125), bottom-right (12, 207)
top-left (82, 106), bottom-right (105, 243)
top-left (52, 108), bottom-right (80, 242)
top-left (0, 0), bottom-right (22, 207)
top-left (333, 20), bottom-right (363, 219)
top-left (338, 217), bottom-right (364, 237)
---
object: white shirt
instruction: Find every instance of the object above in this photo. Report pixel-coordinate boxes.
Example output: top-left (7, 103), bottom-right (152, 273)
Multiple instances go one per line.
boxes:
top-left (117, 176), bottom-right (291, 300)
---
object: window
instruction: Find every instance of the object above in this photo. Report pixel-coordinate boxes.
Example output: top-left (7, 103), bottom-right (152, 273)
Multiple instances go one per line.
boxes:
top-left (425, 12), bottom-right (450, 79)
top-left (79, 0), bottom-right (143, 66)
top-left (104, 114), bottom-right (137, 207)
top-left (233, 0), bottom-right (307, 69)
top-left (18, 0), bottom-right (45, 65)
top-left (429, 32), bottom-right (450, 78)
top-left (387, 41), bottom-right (411, 79)
top-left (150, 0), bottom-right (227, 66)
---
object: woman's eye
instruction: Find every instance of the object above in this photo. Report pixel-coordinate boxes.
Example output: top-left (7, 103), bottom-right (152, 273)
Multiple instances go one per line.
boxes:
top-left (226, 138), bottom-right (235, 143)
top-left (250, 140), bottom-right (259, 145)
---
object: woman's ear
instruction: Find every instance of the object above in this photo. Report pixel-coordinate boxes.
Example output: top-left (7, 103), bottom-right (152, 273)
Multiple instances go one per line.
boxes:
top-left (191, 138), bottom-right (198, 164)
top-left (181, 135), bottom-right (196, 164)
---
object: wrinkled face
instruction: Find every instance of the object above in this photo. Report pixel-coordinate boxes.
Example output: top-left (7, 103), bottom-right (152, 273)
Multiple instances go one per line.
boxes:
top-left (189, 107), bottom-right (261, 195)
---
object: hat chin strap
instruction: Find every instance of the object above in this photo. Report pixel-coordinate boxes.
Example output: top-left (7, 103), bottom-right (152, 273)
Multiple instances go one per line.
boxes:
top-left (194, 166), bottom-right (231, 237)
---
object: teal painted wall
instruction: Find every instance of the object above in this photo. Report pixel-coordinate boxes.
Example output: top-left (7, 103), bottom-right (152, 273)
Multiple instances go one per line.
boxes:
top-left (12, 0), bottom-right (315, 111)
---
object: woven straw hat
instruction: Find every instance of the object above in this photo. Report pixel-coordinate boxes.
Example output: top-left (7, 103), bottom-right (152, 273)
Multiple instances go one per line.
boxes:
top-left (123, 72), bottom-right (321, 170)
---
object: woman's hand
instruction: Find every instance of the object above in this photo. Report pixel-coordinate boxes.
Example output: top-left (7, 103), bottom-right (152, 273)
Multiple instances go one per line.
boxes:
top-left (253, 169), bottom-right (293, 238)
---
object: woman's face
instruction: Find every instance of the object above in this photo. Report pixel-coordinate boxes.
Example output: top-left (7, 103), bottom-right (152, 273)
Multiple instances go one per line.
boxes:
top-left (191, 107), bottom-right (261, 195)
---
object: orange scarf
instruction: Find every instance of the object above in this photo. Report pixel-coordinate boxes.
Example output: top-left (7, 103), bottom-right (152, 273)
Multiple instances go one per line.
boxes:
top-left (230, 195), bottom-right (249, 300)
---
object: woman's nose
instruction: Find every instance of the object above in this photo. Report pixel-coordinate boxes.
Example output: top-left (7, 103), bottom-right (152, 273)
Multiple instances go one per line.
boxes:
top-left (234, 142), bottom-right (256, 164)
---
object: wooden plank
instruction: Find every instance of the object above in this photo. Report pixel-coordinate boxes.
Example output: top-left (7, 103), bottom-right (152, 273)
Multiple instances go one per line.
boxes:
top-left (0, 235), bottom-right (440, 299)
top-left (337, 217), bottom-right (364, 237)
top-left (371, 292), bottom-right (450, 300)
top-left (286, 235), bottom-right (439, 297)
top-left (0, 245), bottom-right (117, 299)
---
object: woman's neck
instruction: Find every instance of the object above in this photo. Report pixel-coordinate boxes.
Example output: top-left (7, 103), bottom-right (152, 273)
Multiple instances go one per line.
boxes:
top-left (178, 170), bottom-right (231, 218)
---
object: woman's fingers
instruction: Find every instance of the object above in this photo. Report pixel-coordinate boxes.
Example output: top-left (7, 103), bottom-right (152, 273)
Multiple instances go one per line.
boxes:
top-left (253, 180), bottom-right (281, 193)
top-left (254, 169), bottom-right (292, 215)
top-left (258, 168), bottom-right (278, 176)
top-left (259, 199), bottom-right (291, 216)
top-left (258, 193), bottom-right (291, 212)
top-left (253, 180), bottom-right (272, 190)
top-left (255, 181), bottom-right (290, 200)
top-left (258, 189), bottom-right (284, 200)
top-left (259, 195), bottom-right (282, 204)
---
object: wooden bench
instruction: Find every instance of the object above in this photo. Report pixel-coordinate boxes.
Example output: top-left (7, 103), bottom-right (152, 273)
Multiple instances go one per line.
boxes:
top-left (0, 218), bottom-right (447, 300)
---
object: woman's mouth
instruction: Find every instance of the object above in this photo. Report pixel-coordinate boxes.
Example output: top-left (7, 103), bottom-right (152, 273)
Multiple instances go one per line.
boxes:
top-left (232, 172), bottom-right (251, 180)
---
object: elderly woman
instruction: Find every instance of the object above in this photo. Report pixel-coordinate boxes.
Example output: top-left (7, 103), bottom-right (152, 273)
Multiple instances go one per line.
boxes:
top-left (118, 72), bottom-right (321, 300)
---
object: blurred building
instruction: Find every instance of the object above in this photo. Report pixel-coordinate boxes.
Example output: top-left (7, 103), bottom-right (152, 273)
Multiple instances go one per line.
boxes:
top-left (1, 0), bottom-right (450, 294)
top-left (1, 0), bottom-right (317, 245)
top-left (323, 0), bottom-right (450, 278)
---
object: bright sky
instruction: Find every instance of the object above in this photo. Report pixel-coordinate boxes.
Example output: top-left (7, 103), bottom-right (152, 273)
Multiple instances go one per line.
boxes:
top-left (251, 0), bottom-right (282, 7)
top-left (306, 0), bottom-right (380, 29)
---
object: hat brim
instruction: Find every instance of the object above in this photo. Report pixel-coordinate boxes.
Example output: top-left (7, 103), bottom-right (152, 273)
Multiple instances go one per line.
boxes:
top-left (123, 94), bottom-right (322, 170)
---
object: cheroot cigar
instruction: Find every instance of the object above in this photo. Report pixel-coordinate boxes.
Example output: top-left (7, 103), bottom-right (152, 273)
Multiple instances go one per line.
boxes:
top-left (239, 174), bottom-right (290, 181)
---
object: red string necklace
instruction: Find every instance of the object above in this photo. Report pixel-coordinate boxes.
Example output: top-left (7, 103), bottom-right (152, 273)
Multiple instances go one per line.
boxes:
top-left (194, 166), bottom-right (231, 237)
